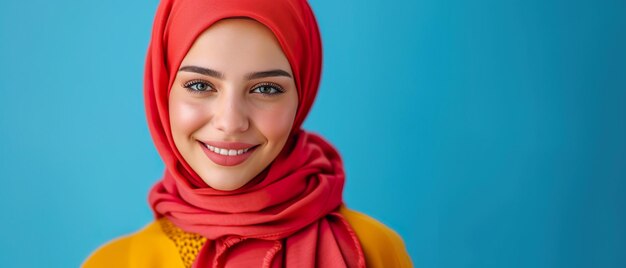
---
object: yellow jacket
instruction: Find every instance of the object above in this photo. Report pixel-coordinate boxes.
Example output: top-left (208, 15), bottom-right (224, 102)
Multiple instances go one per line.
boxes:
top-left (84, 206), bottom-right (413, 267)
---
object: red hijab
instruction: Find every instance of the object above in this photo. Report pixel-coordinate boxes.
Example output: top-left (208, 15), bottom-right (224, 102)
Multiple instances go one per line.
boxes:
top-left (145, 0), bottom-right (365, 267)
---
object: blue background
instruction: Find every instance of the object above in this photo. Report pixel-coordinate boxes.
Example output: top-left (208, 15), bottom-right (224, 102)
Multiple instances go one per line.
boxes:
top-left (1, 0), bottom-right (625, 267)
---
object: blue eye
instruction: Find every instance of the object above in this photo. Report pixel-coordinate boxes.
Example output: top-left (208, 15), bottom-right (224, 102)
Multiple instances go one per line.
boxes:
top-left (251, 83), bottom-right (284, 95)
top-left (184, 80), bottom-right (213, 93)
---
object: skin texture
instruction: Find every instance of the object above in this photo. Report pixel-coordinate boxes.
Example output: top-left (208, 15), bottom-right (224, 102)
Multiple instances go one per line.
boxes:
top-left (169, 19), bottom-right (298, 191)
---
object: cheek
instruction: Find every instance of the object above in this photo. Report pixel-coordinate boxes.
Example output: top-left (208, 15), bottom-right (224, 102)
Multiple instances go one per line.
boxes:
top-left (169, 96), bottom-right (209, 141)
top-left (253, 97), bottom-right (298, 145)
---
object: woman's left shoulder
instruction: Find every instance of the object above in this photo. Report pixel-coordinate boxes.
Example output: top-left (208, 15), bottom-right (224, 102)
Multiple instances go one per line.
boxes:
top-left (338, 206), bottom-right (413, 268)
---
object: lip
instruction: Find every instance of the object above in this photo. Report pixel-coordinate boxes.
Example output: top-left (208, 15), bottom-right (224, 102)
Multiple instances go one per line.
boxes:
top-left (198, 140), bottom-right (258, 167)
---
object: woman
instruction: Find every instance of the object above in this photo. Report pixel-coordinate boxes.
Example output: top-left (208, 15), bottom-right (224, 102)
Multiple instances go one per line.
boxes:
top-left (84, 0), bottom-right (412, 267)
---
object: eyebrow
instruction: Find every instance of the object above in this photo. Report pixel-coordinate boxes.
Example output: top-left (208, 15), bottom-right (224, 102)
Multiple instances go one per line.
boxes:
top-left (178, 65), bottom-right (292, 80)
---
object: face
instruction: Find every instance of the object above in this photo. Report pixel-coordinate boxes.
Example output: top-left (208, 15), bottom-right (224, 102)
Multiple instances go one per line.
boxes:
top-left (169, 19), bottom-right (298, 191)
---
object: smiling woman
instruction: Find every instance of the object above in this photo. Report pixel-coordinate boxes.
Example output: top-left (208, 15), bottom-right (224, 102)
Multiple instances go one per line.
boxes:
top-left (83, 0), bottom-right (411, 267)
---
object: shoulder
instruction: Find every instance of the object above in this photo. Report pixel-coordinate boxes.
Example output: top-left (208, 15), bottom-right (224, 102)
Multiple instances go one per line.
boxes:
top-left (339, 206), bottom-right (413, 268)
top-left (82, 219), bottom-right (185, 268)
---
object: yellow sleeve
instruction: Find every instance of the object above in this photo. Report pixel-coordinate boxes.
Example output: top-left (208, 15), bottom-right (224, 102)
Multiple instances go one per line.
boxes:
top-left (82, 221), bottom-right (185, 268)
top-left (82, 236), bottom-right (132, 268)
top-left (340, 206), bottom-right (413, 268)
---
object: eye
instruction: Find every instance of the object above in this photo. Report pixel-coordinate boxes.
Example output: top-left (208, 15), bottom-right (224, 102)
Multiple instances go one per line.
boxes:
top-left (251, 82), bottom-right (285, 96)
top-left (183, 80), bottom-right (214, 93)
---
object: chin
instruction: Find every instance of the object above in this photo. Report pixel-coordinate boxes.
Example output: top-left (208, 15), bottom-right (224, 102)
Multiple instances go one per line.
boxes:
top-left (207, 182), bottom-right (245, 191)
top-left (200, 172), bottom-right (250, 191)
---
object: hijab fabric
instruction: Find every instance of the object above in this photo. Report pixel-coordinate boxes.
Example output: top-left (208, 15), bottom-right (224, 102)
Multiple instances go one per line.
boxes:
top-left (144, 0), bottom-right (366, 267)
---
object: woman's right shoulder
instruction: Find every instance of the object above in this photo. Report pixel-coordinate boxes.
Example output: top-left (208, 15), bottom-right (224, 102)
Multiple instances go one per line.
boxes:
top-left (82, 219), bottom-right (185, 268)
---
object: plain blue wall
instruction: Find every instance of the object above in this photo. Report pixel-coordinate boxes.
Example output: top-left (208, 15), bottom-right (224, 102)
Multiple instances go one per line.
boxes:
top-left (1, 0), bottom-right (625, 267)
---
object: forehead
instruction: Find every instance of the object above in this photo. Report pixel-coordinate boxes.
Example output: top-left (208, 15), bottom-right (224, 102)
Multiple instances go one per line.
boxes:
top-left (180, 18), bottom-right (292, 74)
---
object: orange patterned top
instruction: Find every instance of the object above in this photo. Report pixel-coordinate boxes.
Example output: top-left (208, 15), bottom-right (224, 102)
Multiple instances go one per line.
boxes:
top-left (83, 206), bottom-right (413, 268)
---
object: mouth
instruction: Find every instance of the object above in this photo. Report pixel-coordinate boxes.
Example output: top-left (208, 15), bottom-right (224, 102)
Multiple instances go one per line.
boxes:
top-left (198, 140), bottom-right (259, 166)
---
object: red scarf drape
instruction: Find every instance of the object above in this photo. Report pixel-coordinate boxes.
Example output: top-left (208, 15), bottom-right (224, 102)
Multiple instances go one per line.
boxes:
top-left (144, 0), bottom-right (366, 267)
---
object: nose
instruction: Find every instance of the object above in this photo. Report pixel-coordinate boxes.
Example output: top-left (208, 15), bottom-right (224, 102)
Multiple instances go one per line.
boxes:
top-left (211, 91), bottom-right (250, 134)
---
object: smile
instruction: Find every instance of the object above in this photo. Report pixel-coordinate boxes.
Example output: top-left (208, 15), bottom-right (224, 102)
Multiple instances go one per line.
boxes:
top-left (198, 141), bottom-right (259, 166)
top-left (205, 144), bottom-right (251, 156)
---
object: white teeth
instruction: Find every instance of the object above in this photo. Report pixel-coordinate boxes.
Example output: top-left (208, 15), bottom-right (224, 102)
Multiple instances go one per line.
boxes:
top-left (204, 143), bottom-right (253, 156)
